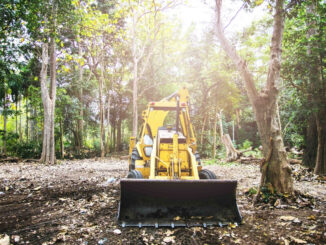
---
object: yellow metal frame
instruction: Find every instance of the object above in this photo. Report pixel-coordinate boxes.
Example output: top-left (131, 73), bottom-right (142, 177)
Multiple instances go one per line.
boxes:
top-left (129, 88), bottom-right (200, 180)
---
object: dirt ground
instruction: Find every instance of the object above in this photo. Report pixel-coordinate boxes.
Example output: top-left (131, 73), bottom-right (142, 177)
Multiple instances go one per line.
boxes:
top-left (0, 159), bottom-right (325, 245)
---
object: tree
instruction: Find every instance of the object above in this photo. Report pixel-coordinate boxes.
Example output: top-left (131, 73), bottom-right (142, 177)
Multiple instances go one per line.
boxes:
top-left (79, 1), bottom-right (124, 157)
top-left (39, 1), bottom-right (58, 164)
top-left (282, 0), bottom-right (326, 174)
top-left (36, 0), bottom-right (77, 164)
top-left (215, 0), bottom-right (293, 193)
top-left (126, 0), bottom-right (177, 137)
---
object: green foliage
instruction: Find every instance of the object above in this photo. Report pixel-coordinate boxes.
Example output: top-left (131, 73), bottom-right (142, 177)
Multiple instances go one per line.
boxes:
top-left (242, 139), bottom-right (252, 149)
top-left (14, 141), bottom-right (42, 158)
top-left (203, 158), bottom-right (219, 165)
top-left (243, 148), bottom-right (263, 158)
top-left (0, 0), bottom-right (323, 162)
top-left (203, 159), bottom-right (240, 167)
top-left (247, 187), bottom-right (257, 196)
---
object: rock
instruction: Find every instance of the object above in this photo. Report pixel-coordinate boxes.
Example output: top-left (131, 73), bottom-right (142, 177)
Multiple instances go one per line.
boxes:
top-left (274, 199), bottom-right (281, 207)
top-left (99, 177), bottom-right (116, 187)
top-left (98, 238), bottom-right (107, 244)
top-left (307, 215), bottom-right (316, 220)
top-left (289, 236), bottom-right (306, 244)
top-left (163, 236), bottom-right (175, 244)
top-left (0, 234), bottom-right (10, 245)
top-left (113, 229), bottom-right (121, 235)
top-left (12, 235), bottom-right (20, 243)
top-left (292, 218), bottom-right (302, 224)
top-left (280, 216), bottom-right (296, 221)
top-left (234, 238), bottom-right (242, 244)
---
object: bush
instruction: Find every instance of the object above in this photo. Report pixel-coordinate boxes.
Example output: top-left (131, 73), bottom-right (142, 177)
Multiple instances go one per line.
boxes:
top-left (242, 139), bottom-right (252, 149)
top-left (14, 141), bottom-right (42, 158)
top-left (243, 148), bottom-right (263, 158)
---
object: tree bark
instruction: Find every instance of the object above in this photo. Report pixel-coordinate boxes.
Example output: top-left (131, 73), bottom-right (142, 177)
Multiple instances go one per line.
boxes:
top-left (303, 116), bottom-right (317, 169)
top-left (314, 112), bottom-right (326, 174)
top-left (19, 98), bottom-right (22, 143)
top-left (99, 68), bottom-right (105, 158)
top-left (112, 123), bottom-right (116, 151)
top-left (31, 107), bottom-right (37, 141)
top-left (26, 98), bottom-right (29, 142)
top-left (91, 67), bottom-right (105, 158)
top-left (96, 73), bottom-right (105, 158)
top-left (117, 107), bottom-right (122, 152)
top-left (60, 117), bottom-right (64, 159)
top-left (3, 89), bottom-right (7, 155)
top-left (215, 0), bottom-right (293, 193)
top-left (40, 35), bottom-right (57, 165)
top-left (217, 109), bottom-right (240, 161)
top-left (15, 100), bottom-right (18, 134)
top-left (212, 106), bottom-right (218, 158)
top-left (132, 59), bottom-right (138, 137)
top-left (306, 2), bottom-right (326, 175)
top-left (105, 94), bottom-right (111, 154)
top-left (200, 113), bottom-right (207, 146)
top-left (130, 3), bottom-right (160, 137)
top-left (77, 40), bottom-right (83, 152)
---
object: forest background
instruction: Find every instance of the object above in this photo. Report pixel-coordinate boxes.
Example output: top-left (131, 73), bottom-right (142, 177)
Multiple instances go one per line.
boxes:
top-left (0, 0), bottom-right (325, 175)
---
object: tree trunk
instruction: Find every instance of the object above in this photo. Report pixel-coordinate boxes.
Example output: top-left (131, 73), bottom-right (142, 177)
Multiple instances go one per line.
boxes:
top-left (235, 108), bottom-right (241, 129)
top-left (112, 123), bottom-right (116, 151)
top-left (221, 134), bottom-right (240, 162)
top-left (132, 60), bottom-right (138, 137)
top-left (306, 2), bottom-right (326, 175)
top-left (3, 89), bottom-right (7, 155)
top-left (215, 0), bottom-right (293, 193)
top-left (314, 112), bottom-right (326, 174)
top-left (99, 72), bottom-right (105, 158)
top-left (31, 107), bottom-right (37, 141)
top-left (217, 109), bottom-right (240, 161)
top-left (212, 107), bottom-right (218, 158)
top-left (91, 57), bottom-right (106, 158)
top-left (254, 103), bottom-right (292, 192)
top-left (200, 113), bottom-right (207, 146)
top-left (217, 109), bottom-right (223, 136)
top-left (77, 41), bottom-right (83, 152)
top-left (303, 116), bottom-right (317, 169)
top-left (60, 117), bottom-right (64, 159)
top-left (40, 37), bottom-right (56, 164)
top-left (19, 98), bottom-right (22, 143)
top-left (26, 98), bottom-right (29, 142)
top-left (105, 94), bottom-right (111, 154)
top-left (117, 112), bottom-right (122, 152)
top-left (15, 100), bottom-right (18, 134)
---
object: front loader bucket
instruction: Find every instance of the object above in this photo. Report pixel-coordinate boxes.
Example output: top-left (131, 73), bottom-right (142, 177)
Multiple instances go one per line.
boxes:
top-left (118, 179), bottom-right (242, 227)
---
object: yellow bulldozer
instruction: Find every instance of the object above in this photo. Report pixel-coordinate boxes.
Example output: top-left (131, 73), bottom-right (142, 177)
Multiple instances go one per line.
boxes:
top-left (118, 88), bottom-right (242, 227)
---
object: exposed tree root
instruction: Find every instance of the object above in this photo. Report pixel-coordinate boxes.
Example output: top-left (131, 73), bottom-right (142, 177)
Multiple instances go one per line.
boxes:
top-left (253, 137), bottom-right (273, 205)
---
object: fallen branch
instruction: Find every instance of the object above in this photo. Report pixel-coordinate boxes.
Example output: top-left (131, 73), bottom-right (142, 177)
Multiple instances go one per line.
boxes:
top-left (238, 156), bottom-right (262, 164)
top-left (240, 147), bottom-right (253, 154)
top-left (119, 155), bottom-right (129, 160)
top-left (0, 157), bottom-right (20, 163)
top-left (23, 159), bottom-right (40, 163)
top-left (289, 159), bottom-right (302, 165)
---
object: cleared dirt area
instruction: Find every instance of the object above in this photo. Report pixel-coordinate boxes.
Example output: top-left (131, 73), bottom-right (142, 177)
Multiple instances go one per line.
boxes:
top-left (0, 159), bottom-right (325, 244)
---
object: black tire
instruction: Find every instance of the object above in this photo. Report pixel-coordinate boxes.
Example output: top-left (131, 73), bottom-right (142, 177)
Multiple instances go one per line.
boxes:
top-left (127, 170), bottom-right (143, 179)
top-left (195, 151), bottom-right (201, 165)
top-left (199, 169), bottom-right (217, 179)
top-left (130, 147), bottom-right (142, 170)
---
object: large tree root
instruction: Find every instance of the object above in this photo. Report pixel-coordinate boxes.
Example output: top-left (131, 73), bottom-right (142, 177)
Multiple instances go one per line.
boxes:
top-left (253, 137), bottom-right (273, 205)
